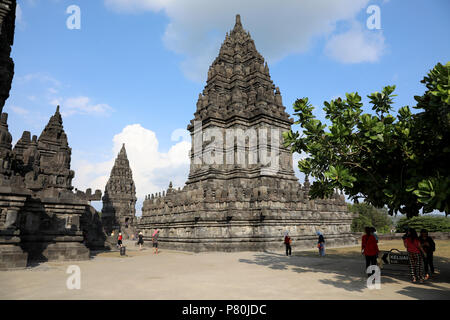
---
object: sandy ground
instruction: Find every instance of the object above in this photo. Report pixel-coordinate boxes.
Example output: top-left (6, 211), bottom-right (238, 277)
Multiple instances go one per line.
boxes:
top-left (1, 240), bottom-right (449, 300)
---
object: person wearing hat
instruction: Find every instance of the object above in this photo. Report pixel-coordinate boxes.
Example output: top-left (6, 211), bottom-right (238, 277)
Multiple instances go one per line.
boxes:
top-left (137, 231), bottom-right (144, 250)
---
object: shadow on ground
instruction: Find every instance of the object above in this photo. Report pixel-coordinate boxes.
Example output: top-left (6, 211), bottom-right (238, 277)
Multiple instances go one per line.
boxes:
top-left (239, 251), bottom-right (450, 299)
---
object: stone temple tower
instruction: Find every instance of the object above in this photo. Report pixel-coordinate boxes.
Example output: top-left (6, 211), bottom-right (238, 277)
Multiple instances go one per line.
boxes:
top-left (102, 144), bottom-right (136, 235)
top-left (138, 15), bottom-right (357, 251)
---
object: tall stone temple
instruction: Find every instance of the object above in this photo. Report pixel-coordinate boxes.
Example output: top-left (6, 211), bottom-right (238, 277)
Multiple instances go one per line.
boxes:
top-left (137, 15), bottom-right (357, 251)
top-left (102, 144), bottom-right (137, 235)
top-left (0, 0), bottom-right (104, 270)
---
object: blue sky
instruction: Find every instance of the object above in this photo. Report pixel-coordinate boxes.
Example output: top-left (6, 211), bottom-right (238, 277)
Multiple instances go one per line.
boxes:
top-left (6, 0), bottom-right (450, 213)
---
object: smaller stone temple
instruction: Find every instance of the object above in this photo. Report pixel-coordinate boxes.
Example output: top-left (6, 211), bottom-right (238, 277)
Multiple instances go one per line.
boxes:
top-left (101, 144), bottom-right (137, 236)
top-left (0, 106), bottom-right (104, 269)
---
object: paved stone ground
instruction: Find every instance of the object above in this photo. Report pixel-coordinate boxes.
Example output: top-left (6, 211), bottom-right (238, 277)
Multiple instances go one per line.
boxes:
top-left (1, 242), bottom-right (449, 300)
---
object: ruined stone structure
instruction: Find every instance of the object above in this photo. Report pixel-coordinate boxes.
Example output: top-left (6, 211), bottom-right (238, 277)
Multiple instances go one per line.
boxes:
top-left (0, 105), bottom-right (104, 270)
top-left (138, 15), bottom-right (357, 252)
top-left (0, 0), bottom-right (104, 270)
top-left (102, 144), bottom-right (137, 236)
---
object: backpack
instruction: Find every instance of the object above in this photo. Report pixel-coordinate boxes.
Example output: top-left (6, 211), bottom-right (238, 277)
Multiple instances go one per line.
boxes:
top-left (284, 236), bottom-right (291, 244)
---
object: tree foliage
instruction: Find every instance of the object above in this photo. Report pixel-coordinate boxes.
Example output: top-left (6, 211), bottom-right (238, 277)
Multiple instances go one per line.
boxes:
top-left (396, 215), bottom-right (450, 233)
top-left (283, 62), bottom-right (450, 218)
top-left (349, 203), bottom-right (393, 233)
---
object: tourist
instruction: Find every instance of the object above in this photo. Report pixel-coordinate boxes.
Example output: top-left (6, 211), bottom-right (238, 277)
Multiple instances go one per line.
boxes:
top-left (361, 227), bottom-right (379, 277)
top-left (284, 231), bottom-right (292, 256)
top-left (419, 229), bottom-right (436, 279)
top-left (138, 231), bottom-right (144, 250)
top-left (317, 231), bottom-right (325, 256)
top-left (117, 232), bottom-right (123, 248)
top-left (403, 228), bottom-right (426, 283)
top-left (152, 229), bottom-right (159, 254)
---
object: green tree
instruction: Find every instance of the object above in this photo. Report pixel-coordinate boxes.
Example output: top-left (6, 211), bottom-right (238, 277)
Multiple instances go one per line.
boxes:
top-left (350, 203), bottom-right (393, 233)
top-left (396, 215), bottom-right (450, 233)
top-left (283, 62), bottom-right (450, 218)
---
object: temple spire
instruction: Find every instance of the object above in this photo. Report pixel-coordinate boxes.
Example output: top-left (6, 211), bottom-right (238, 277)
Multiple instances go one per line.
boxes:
top-left (235, 14), bottom-right (242, 28)
top-left (119, 143), bottom-right (127, 158)
top-left (38, 104), bottom-right (68, 148)
top-left (102, 142), bottom-right (136, 233)
top-left (188, 12), bottom-right (291, 131)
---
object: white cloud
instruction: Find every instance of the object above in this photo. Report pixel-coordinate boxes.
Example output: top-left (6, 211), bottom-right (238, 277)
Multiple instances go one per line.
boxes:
top-left (51, 96), bottom-right (114, 117)
top-left (15, 73), bottom-right (112, 117)
top-left (72, 124), bottom-right (191, 214)
top-left (16, 73), bottom-right (61, 87)
top-left (325, 22), bottom-right (385, 63)
top-left (16, 3), bottom-right (23, 26)
top-left (170, 127), bottom-right (190, 142)
top-left (104, 0), bottom-right (371, 81)
top-left (9, 105), bottom-right (29, 116)
top-left (104, 0), bottom-right (168, 12)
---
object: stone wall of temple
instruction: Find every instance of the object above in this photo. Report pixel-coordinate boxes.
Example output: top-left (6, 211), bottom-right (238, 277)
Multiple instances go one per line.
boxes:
top-left (140, 179), bottom-right (356, 252)
top-left (138, 15), bottom-right (357, 252)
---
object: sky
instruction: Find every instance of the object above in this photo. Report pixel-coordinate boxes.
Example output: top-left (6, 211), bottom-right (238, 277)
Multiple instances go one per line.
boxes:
top-left (5, 0), bottom-right (450, 214)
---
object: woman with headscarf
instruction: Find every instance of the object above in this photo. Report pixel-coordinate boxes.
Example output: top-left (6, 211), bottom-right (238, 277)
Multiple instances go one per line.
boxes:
top-left (284, 231), bottom-right (292, 256)
top-left (317, 231), bottom-right (325, 256)
top-left (152, 229), bottom-right (159, 254)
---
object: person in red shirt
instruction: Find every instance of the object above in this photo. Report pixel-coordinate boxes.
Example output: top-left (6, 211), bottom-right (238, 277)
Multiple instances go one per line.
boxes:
top-left (403, 228), bottom-right (426, 283)
top-left (117, 232), bottom-right (123, 248)
top-left (361, 227), bottom-right (379, 277)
